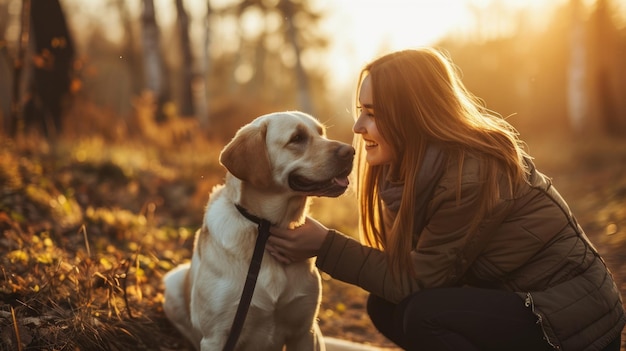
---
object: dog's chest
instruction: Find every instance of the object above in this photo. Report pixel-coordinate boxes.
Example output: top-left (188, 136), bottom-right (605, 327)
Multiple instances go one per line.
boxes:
top-left (198, 183), bottom-right (320, 309)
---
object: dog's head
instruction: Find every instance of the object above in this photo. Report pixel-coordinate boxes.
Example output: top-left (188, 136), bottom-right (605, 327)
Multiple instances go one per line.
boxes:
top-left (219, 111), bottom-right (354, 198)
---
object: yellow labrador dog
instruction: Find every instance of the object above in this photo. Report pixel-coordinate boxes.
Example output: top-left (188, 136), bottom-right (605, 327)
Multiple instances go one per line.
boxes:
top-left (162, 111), bottom-right (354, 351)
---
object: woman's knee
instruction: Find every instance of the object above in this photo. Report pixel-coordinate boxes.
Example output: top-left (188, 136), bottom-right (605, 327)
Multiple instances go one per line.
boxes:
top-left (366, 294), bottom-right (408, 348)
top-left (366, 294), bottom-right (395, 329)
top-left (402, 288), bottom-right (449, 326)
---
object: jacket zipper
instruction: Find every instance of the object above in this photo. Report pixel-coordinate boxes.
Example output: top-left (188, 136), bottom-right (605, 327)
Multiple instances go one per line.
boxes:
top-left (524, 292), bottom-right (559, 349)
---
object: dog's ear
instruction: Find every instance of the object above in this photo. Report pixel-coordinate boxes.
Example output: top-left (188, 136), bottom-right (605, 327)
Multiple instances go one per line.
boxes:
top-left (219, 121), bottom-right (273, 188)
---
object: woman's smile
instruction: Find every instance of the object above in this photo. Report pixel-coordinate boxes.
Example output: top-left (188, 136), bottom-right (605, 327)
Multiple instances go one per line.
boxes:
top-left (353, 76), bottom-right (393, 166)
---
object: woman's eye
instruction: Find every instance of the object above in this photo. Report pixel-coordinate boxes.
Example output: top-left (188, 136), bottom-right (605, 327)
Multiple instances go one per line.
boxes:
top-left (357, 105), bottom-right (374, 118)
top-left (361, 109), bottom-right (374, 118)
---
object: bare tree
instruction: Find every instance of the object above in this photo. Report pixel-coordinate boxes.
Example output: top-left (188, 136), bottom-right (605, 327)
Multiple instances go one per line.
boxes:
top-left (588, 0), bottom-right (626, 136)
top-left (223, 0), bottom-right (327, 114)
top-left (174, 0), bottom-right (195, 117)
top-left (0, 2), bottom-right (10, 134)
top-left (198, 1), bottom-right (213, 127)
top-left (278, 0), bottom-right (313, 114)
top-left (566, 0), bottom-right (588, 133)
top-left (10, 0), bottom-right (75, 138)
top-left (140, 0), bottom-right (169, 121)
top-left (9, 0), bottom-right (30, 136)
top-left (113, 0), bottom-right (142, 95)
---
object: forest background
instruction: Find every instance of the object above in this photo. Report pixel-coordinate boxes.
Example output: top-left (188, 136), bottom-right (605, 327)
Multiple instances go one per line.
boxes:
top-left (1, 0), bottom-right (626, 349)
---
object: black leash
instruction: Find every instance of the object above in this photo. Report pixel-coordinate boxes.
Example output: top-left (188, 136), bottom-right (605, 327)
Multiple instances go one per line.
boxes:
top-left (223, 204), bottom-right (272, 351)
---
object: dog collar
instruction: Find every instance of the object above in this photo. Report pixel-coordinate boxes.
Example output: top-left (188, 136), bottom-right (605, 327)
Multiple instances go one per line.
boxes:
top-left (235, 204), bottom-right (271, 228)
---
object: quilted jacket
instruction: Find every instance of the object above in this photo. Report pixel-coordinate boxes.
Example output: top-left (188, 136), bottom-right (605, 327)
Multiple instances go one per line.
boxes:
top-left (316, 154), bottom-right (625, 351)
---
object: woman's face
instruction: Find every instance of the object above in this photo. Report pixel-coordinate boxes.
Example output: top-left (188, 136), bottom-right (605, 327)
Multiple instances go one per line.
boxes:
top-left (353, 75), bottom-right (393, 166)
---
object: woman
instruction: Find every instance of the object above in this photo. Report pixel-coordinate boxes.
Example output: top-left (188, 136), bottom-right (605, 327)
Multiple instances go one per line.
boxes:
top-left (267, 48), bottom-right (625, 351)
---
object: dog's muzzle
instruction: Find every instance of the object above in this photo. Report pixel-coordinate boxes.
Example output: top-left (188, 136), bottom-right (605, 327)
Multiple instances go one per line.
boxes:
top-left (288, 144), bottom-right (355, 197)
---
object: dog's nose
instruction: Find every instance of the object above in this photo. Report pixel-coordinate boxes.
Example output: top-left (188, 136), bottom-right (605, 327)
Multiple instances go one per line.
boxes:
top-left (336, 144), bottom-right (356, 160)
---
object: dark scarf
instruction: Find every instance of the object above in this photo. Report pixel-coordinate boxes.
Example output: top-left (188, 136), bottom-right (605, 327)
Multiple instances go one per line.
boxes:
top-left (379, 145), bottom-right (447, 236)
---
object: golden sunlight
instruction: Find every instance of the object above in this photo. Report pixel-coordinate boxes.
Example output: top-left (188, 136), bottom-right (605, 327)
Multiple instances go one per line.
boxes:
top-left (69, 0), bottom-right (623, 90)
top-left (323, 0), bottom-right (570, 86)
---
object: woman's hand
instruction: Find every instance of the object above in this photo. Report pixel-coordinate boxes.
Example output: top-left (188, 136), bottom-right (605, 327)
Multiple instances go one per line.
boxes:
top-left (267, 216), bottom-right (330, 264)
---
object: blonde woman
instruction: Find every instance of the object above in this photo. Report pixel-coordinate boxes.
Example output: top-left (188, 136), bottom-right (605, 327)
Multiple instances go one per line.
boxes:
top-left (267, 48), bottom-right (625, 351)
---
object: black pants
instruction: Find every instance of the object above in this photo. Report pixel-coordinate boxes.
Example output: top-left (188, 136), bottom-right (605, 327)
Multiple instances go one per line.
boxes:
top-left (367, 287), bottom-right (622, 351)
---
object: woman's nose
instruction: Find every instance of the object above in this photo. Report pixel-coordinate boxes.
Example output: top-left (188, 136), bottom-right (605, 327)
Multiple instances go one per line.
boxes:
top-left (353, 114), bottom-right (365, 134)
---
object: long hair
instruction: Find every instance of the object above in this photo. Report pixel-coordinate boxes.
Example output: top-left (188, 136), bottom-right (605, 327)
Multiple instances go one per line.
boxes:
top-left (354, 48), bottom-right (529, 279)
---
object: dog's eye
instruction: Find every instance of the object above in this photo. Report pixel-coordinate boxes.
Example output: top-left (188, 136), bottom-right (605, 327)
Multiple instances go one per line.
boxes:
top-left (289, 133), bottom-right (306, 144)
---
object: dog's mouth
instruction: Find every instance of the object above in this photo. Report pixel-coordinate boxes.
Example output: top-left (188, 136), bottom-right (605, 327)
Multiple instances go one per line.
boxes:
top-left (288, 166), bottom-right (352, 197)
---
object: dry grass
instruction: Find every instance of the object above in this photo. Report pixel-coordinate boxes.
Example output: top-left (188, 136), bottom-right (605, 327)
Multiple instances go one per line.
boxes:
top-left (0, 138), bottom-right (197, 350)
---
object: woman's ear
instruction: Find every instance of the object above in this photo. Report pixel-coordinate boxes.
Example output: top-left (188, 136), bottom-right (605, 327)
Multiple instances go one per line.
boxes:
top-left (219, 121), bottom-right (273, 188)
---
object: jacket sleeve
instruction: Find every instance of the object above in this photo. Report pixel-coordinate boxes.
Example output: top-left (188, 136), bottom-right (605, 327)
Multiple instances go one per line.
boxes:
top-left (316, 180), bottom-right (487, 304)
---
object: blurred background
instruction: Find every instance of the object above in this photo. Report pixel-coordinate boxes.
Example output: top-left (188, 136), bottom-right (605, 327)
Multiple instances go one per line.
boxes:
top-left (1, 0), bottom-right (625, 144)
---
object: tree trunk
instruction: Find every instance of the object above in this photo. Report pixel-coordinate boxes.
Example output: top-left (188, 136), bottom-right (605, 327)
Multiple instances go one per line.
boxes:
top-left (589, 0), bottom-right (626, 136)
top-left (8, 0), bottom-right (31, 136)
top-left (114, 0), bottom-right (142, 95)
top-left (280, 0), bottom-right (313, 114)
top-left (17, 0), bottom-right (75, 138)
top-left (200, 2), bottom-right (212, 127)
top-left (566, 0), bottom-right (588, 134)
top-left (140, 0), bottom-right (168, 122)
top-left (174, 0), bottom-right (195, 117)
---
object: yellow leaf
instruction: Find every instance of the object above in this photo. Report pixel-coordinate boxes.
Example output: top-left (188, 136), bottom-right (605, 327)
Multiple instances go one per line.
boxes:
top-left (7, 250), bottom-right (29, 264)
top-left (100, 257), bottom-right (114, 270)
top-left (135, 267), bottom-right (145, 278)
top-left (127, 242), bottom-right (139, 251)
top-left (157, 260), bottom-right (174, 271)
top-left (178, 227), bottom-right (192, 240)
top-left (36, 252), bottom-right (54, 264)
top-left (43, 237), bottom-right (53, 247)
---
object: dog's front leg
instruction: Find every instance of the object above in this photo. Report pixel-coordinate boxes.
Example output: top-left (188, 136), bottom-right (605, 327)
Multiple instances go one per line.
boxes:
top-left (193, 311), bottom-right (232, 351)
top-left (284, 323), bottom-right (325, 351)
top-left (191, 299), bottom-right (231, 350)
top-left (199, 333), bottom-right (229, 351)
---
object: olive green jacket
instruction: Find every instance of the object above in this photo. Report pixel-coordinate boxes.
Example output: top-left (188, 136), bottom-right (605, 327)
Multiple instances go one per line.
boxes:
top-left (316, 156), bottom-right (625, 351)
